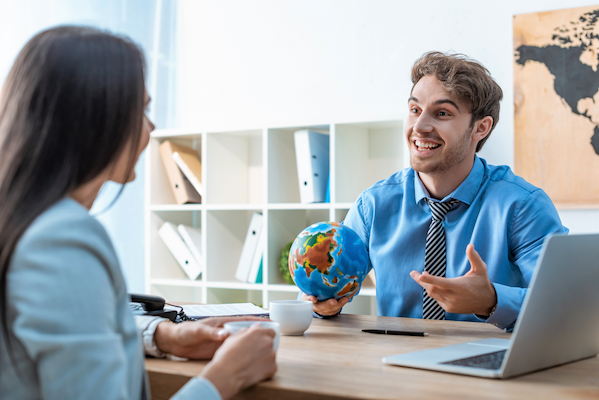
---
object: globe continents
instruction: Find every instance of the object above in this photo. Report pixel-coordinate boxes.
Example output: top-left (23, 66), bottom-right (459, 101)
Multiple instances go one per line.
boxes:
top-left (288, 221), bottom-right (369, 301)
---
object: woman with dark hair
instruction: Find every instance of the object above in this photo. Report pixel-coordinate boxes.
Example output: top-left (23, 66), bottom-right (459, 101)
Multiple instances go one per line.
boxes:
top-left (0, 26), bottom-right (276, 399)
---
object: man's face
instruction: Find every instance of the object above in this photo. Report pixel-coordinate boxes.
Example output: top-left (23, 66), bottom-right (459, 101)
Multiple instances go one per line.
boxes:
top-left (405, 75), bottom-right (476, 175)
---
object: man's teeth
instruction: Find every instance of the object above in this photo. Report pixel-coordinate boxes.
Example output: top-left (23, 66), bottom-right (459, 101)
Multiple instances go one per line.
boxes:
top-left (415, 140), bottom-right (440, 150)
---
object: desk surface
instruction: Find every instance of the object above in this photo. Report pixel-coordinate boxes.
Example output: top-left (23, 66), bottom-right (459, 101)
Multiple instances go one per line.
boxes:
top-left (146, 314), bottom-right (599, 400)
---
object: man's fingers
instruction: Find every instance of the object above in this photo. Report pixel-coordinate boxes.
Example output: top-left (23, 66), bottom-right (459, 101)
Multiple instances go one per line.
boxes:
top-left (411, 270), bottom-right (448, 288)
top-left (466, 244), bottom-right (487, 275)
top-left (301, 292), bottom-right (318, 304)
top-left (311, 297), bottom-right (344, 316)
top-left (410, 270), bottom-right (425, 288)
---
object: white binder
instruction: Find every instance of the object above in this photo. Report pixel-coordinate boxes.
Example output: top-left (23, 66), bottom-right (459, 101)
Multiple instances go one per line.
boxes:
top-left (177, 224), bottom-right (203, 279)
top-left (158, 222), bottom-right (202, 280)
top-left (294, 130), bottom-right (330, 203)
top-left (235, 212), bottom-right (263, 282)
top-left (246, 227), bottom-right (264, 283)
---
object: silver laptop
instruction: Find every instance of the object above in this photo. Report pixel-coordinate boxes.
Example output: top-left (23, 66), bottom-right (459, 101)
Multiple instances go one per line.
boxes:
top-left (383, 233), bottom-right (599, 379)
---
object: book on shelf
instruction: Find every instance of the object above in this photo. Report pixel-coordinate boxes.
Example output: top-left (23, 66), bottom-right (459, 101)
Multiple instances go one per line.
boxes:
top-left (159, 140), bottom-right (202, 204)
top-left (177, 224), bottom-right (203, 277)
top-left (172, 150), bottom-right (203, 197)
top-left (294, 129), bottom-right (330, 203)
top-left (158, 222), bottom-right (202, 280)
top-left (235, 212), bottom-right (263, 282)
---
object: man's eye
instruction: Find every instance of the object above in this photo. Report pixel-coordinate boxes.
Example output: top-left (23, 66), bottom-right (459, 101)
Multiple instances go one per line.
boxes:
top-left (410, 107), bottom-right (419, 114)
top-left (438, 111), bottom-right (450, 116)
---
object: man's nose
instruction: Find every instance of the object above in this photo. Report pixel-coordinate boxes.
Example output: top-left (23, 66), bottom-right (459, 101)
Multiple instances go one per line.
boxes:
top-left (413, 112), bottom-right (433, 134)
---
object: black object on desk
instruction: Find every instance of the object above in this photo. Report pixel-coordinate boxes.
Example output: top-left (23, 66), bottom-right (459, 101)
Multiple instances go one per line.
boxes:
top-left (130, 293), bottom-right (178, 322)
top-left (362, 329), bottom-right (429, 337)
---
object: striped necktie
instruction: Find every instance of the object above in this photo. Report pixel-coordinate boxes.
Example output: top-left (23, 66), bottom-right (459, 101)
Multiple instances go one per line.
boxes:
top-left (423, 198), bottom-right (459, 320)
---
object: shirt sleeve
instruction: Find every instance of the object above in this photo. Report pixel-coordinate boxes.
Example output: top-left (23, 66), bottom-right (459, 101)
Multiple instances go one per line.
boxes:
top-left (343, 194), bottom-right (374, 275)
top-left (135, 315), bottom-right (168, 358)
top-left (484, 189), bottom-right (568, 330)
top-left (8, 220), bottom-right (134, 400)
top-left (171, 377), bottom-right (222, 400)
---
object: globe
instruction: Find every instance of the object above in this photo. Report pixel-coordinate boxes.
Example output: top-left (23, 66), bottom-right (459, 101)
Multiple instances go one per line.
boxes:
top-left (288, 221), bottom-right (369, 301)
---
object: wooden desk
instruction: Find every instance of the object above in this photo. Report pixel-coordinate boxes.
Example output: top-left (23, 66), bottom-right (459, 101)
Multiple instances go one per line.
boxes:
top-left (146, 314), bottom-right (599, 399)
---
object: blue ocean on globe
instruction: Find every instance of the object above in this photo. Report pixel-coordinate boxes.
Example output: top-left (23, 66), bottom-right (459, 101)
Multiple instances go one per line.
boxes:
top-left (288, 221), bottom-right (369, 301)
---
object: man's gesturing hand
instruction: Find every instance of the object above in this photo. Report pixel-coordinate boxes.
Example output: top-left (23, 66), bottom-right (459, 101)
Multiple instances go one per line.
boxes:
top-left (409, 244), bottom-right (497, 316)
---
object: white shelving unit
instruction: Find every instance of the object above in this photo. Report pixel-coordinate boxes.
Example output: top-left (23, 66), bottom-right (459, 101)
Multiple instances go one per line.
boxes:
top-left (144, 119), bottom-right (407, 315)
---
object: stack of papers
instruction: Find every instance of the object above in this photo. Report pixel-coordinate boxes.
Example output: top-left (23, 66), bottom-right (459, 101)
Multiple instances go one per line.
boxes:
top-left (181, 303), bottom-right (268, 319)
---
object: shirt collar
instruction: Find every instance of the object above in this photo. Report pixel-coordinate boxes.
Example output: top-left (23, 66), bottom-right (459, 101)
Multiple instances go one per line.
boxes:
top-left (414, 156), bottom-right (484, 206)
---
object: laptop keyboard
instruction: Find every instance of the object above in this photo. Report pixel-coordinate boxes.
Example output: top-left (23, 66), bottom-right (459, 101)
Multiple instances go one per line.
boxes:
top-left (441, 350), bottom-right (506, 370)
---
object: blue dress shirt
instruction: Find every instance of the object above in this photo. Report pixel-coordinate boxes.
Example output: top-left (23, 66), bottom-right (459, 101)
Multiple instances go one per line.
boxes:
top-left (343, 156), bottom-right (568, 330)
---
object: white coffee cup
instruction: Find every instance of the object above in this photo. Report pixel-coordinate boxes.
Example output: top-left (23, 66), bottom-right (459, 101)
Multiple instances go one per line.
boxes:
top-left (223, 321), bottom-right (280, 350)
top-left (268, 300), bottom-right (313, 336)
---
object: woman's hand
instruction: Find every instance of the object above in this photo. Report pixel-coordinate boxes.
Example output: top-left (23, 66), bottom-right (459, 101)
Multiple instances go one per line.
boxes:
top-left (154, 316), bottom-right (267, 359)
top-left (200, 324), bottom-right (277, 400)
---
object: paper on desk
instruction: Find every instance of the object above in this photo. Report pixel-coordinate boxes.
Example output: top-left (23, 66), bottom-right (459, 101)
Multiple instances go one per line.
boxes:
top-left (182, 303), bottom-right (269, 318)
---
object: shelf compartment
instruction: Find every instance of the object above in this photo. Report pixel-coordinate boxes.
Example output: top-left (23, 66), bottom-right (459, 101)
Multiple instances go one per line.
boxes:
top-left (334, 120), bottom-right (403, 203)
top-left (149, 210), bottom-right (202, 281)
top-left (205, 281), bottom-right (265, 290)
top-left (150, 283), bottom-right (204, 304)
top-left (150, 204), bottom-right (203, 211)
top-left (267, 125), bottom-right (329, 204)
top-left (205, 209), bottom-right (264, 282)
top-left (266, 290), bottom-right (300, 305)
top-left (266, 203), bottom-right (331, 210)
top-left (150, 278), bottom-right (203, 287)
top-left (342, 293), bottom-right (378, 315)
top-left (266, 208), bottom-right (329, 285)
top-left (334, 208), bottom-right (350, 223)
top-left (205, 130), bottom-right (263, 204)
top-left (206, 287), bottom-right (264, 308)
top-left (266, 284), bottom-right (300, 292)
top-left (148, 134), bottom-right (202, 206)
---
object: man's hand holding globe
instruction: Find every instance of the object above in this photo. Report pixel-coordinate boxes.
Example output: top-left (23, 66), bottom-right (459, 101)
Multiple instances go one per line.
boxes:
top-left (288, 222), bottom-right (369, 316)
top-left (301, 290), bottom-right (358, 316)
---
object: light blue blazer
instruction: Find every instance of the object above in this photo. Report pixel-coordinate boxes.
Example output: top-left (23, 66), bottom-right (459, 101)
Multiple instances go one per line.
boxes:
top-left (0, 198), bottom-right (218, 399)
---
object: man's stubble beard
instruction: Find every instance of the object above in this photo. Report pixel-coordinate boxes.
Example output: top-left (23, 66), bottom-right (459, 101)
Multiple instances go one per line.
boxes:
top-left (409, 126), bottom-right (473, 175)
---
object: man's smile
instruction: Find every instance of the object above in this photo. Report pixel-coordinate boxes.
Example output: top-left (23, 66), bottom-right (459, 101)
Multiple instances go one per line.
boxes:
top-left (413, 139), bottom-right (442, 152)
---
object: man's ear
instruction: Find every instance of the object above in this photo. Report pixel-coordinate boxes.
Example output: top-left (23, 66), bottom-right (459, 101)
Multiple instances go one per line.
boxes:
top-left (472, 116), bottom-right (493, 142)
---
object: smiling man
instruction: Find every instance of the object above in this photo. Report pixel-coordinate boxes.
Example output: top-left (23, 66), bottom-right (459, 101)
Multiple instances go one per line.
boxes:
top-left (302, 51), bottom-right (567, 330)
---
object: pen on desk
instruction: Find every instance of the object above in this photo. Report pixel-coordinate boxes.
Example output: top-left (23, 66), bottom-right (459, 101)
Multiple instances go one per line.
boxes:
top-left (362, 329), bottom-right (429, 337)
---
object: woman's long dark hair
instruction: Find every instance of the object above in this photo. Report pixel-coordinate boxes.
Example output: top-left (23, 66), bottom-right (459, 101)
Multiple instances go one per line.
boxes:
top-left (0, 26), bottom-right (146, 370)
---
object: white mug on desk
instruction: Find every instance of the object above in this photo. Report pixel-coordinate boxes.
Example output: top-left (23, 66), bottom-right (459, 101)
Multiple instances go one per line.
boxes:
top-left (223, 321), bottom-right (280, 350)
top-left (269, 300), bottom-right (313, 335)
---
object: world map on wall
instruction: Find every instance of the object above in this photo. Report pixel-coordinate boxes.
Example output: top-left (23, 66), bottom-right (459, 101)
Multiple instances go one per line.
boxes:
top-left (515, 9), bottom-right (599, 156)
top-left (513, 5), bottom-right (599, 204)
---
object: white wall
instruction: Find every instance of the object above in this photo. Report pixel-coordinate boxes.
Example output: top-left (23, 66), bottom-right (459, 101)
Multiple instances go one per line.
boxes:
top-left (176, 0), bottom-right (599, 237)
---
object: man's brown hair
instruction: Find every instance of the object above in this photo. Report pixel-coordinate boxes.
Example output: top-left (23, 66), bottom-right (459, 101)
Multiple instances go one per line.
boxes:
top-left (410, 51), bottom-right (503, 152)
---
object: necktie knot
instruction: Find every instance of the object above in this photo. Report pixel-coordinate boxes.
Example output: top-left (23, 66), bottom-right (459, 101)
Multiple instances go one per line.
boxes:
top-left (427, 199), bottom-right (459, 221)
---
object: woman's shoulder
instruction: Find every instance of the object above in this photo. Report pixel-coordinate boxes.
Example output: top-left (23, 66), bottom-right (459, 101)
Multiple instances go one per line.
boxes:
top-left (18, 198), bottom-right (111, 248)
top-left (9, 198), bottom-right (123, 310)
top-left (13, 197), bottom-right (118, 273)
